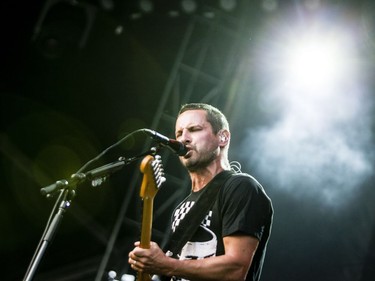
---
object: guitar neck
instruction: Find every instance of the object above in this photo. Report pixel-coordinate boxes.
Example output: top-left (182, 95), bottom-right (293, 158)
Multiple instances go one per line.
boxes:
top-left (140, 196), bottom-right (154, 248)
top-left (137, 195), bottom-right (154, 281)
top-left (137, 154), bottom-right (165, 281)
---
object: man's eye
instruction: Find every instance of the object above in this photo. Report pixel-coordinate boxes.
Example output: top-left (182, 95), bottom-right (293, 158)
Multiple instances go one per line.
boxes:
top-left (189, 127), bottom-right (200, 132)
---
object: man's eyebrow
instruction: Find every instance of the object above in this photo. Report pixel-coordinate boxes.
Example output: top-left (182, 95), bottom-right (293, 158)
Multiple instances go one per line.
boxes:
top-left (175, 124), bottom-right (203, 135)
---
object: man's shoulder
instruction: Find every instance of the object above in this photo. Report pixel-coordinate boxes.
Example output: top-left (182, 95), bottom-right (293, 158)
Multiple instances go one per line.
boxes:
top-left (227, 172), bottom-right (263, 188)
top-left (223, 172), bottom-right (272, 202)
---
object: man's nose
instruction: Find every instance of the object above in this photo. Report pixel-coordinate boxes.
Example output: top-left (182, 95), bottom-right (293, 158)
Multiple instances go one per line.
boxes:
top-left (179, 130), bottom-right (191, 144)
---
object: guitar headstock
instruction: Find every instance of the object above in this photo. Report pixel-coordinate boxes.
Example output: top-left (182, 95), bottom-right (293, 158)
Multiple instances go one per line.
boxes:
top-left (139, 155), bottom-right (166, 199)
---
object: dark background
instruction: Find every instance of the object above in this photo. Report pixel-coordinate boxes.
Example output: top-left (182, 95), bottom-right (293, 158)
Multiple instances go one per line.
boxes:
top-left (1, 1), bottom-right (374, 281)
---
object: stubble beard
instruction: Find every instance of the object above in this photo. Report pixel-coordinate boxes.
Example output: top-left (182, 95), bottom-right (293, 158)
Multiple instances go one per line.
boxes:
top-left (183, 150), bottom-right (218, 172)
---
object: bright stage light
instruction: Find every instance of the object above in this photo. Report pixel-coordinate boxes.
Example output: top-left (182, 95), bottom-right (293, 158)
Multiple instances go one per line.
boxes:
top-left (282, 32), bottom-right (352, 91)
top-left (287, 40), bottom-right (340, 86)
top-left (239, 16), bottom-right (374, 208)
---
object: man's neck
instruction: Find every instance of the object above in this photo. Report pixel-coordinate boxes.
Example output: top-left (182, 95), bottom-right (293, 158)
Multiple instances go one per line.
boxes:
top-left (189, 165), bottom-right (228, 192)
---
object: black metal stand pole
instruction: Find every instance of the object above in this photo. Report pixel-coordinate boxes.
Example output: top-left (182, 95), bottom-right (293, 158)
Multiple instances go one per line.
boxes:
top-left (23, 188), bottom-right (72, 281)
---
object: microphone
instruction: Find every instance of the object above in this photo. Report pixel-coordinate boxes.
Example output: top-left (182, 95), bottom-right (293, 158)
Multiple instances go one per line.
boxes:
top-left (143, 129), bottom-right (188, 156)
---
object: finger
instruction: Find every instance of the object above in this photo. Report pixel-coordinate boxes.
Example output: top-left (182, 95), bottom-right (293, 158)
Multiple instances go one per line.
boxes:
top-left (129, 258), bottom-right (137, 269)
top-left (132, 252), bottom-right (140, 260)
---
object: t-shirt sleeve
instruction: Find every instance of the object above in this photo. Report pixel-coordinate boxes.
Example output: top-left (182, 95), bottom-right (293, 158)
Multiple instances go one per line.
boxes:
top-left (220, 174), bottom-right (272, 240)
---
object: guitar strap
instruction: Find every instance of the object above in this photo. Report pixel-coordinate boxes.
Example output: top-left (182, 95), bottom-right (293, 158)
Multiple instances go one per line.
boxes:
top-left (162, 170), bottom-right (235, 259)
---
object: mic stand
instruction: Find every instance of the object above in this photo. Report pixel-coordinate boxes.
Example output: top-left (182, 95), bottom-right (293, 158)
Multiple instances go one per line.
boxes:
top-left (23, 188), bottom-right (74, 281)
top-left (23, 149), bottom-right (157, 281)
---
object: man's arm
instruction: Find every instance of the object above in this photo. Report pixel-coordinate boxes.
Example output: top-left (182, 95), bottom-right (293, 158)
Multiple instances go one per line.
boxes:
top-left (129, 234), bottom-right (259, 281)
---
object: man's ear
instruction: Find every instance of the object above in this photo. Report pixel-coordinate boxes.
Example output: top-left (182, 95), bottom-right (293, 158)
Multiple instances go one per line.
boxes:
top-left (218, 130), bottom-right (230, 146)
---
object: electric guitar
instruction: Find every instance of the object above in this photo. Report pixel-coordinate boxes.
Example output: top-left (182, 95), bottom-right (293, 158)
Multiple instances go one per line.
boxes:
top-left (137, 154), bottom-right (166, 281)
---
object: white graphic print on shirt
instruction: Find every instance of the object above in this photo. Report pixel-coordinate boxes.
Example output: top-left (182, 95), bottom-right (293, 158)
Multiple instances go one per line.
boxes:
top-left (171, 202), bottom-right (216, 281)
top-left (172, 201), bottom-right (195, 232)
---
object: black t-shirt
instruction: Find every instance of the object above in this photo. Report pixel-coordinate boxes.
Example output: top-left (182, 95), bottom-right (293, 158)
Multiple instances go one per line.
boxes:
top-left (168, 171), bottom-right (273, 281)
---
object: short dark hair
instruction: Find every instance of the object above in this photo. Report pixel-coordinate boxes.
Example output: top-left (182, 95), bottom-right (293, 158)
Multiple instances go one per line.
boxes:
top-left (178, 103), bottom-right (229, 134)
